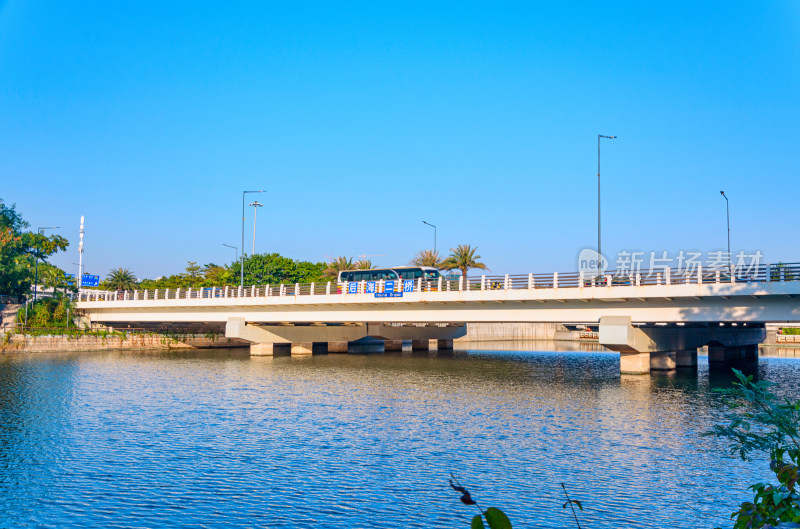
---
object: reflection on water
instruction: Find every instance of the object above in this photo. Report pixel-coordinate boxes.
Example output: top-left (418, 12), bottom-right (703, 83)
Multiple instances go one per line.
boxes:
top-left (0, 346), bottom-right (798, 528)
top-left (760, 345), bottom-right (800, 359)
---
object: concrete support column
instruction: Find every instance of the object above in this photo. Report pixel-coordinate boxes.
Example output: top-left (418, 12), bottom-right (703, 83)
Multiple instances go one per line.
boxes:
top-left (291, 342), bottom-right (313, 356)
top-left (743, 343), bottom-right (758, 361)
top-left (675, 349), bottom-right (698, 368)
top-left (708, 345), bottom-right (726, 363)
top-left (384, 340), bottom-right (403, 351)
top-left (724, 346), bottom-right (745, 362)
top-left (328, 341), bottom-right (348, 353)
top-left (650, 351), bottom-right (676, 371)
top-left (250, 343), bottom-right (274, 356)
top-left (437, 339), bottom-right (454, 350)
top-left (620, 352), bottom-right (651, 375)
top-left (411, 339), bottom-right (430, 351)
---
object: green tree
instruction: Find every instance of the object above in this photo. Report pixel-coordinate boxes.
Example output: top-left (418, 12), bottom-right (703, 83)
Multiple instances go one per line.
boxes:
top-left (17, 297), bottom-right (74, 328)
top-left (442, 244), bottom-right (489, 283)
top-left (202, 263), bottom-right (234, 286)
top-left (104, 268), bottom-right (138, 290)
top-left (325, 256), bottom-right (355, 279)
top-left (38, 262), bottom-right (71, 293)
top-left (0, 198), bottom-right (69, 297)
top-left (708, 369), bottom-right (800, 528)
top-left (411, 249), bottom-right (444, 268)
top-left (233, 253), bottom-right (327, 285)
top-left (354, 259), bottom-right (375, 270)
top-left (294, 260), bottom-right (328, 284)
top-left (185, 261), bottom-right (203, 281)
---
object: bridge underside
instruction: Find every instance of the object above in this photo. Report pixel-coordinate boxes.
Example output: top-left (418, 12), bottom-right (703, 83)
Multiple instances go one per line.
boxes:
top-left (598, 316), bottom-right (766, 374)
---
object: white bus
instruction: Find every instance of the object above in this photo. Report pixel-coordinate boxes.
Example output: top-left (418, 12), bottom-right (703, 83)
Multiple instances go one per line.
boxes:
top-left (337, 266), bottom-right (441, 283)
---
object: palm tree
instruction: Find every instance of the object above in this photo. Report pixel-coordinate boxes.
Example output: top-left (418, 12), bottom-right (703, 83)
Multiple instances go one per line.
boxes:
top-left (411, 249), bottom-right (444, 268)
top-left (442, 244), bottom-right (488, 285)
top-left (105, 268), bottom-right (138, 291)
top-left (354, 259), bottom-right (375, 270)
top-left (325, 256), bottom-right (355, 279)
top-left (39, 263), bottom-right (68, 289)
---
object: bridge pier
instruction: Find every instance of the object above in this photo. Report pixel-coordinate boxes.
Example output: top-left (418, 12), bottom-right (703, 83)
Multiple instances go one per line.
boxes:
top-left (709, 344), bottom-right (759, 364)
top-left (601, 316), bottom-right (765, 375)
top-left (675, 349), bottom-right (698, 368)
top-left (411, 339), bottom-right (430, 351)
top-left (250, 343), bottom-right (274, 356)
top-left (291, 342), bottom-right (313, 356)
top-left (384, 340), bottom-right (403, 351)
top-left (328, 341), bottom-right (348, 353)
top-left (620, 353), bottom-right (651, 375)
top-left (437, 339), bottom-right (454, 350)
top-left (650, 351), bottom-right (676, 371)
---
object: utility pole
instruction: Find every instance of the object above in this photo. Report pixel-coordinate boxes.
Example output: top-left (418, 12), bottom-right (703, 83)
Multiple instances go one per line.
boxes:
top-left (597, 134), bottom-right (617, 270)
top-left (241, 190), bottom-right (265, 287)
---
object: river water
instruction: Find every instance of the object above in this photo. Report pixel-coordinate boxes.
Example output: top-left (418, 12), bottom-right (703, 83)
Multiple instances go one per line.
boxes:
top-left (1, 344), bottom-right (798, 528)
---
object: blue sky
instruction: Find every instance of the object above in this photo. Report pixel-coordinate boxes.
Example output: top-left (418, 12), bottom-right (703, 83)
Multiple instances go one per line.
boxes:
top-left (1, 2), bottom-right (798, 279)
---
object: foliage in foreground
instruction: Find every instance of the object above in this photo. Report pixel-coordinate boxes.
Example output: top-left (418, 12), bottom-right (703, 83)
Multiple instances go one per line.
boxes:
top-left (449, 476), bottom-right (513, 528)
top-left (15, 297), bottom-right (75, 328)
top-left (708, 369), bottom-right (800, 528)
top-left (1, 198), bottom-right (69, 297)
top-left (448, 476), bottom-right (585, 528)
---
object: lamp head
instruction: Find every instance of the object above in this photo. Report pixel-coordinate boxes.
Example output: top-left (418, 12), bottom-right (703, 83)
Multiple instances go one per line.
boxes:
top-left (720, 191), bottom-right (725, 196)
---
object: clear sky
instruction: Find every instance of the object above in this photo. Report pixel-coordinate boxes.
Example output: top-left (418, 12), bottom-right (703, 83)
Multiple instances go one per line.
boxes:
top-left (1, 2), bottom-right (798, 279)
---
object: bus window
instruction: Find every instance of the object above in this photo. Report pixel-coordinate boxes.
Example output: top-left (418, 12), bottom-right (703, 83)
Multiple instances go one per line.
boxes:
top-left (424, 270), bottom-right (440, 279)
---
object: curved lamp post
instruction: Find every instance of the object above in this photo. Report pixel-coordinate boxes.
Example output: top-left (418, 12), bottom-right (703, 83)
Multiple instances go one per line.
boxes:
top-left (422, 220), bottom-right (437, 253)
top-left (720, 191), bottom-right (731, 268)
top-left (597, 134), bottom-right (617, 269)
top-left (222, 243), bottom-right (238, 261)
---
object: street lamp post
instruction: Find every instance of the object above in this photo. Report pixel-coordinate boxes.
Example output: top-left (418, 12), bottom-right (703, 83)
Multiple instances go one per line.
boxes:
top-left (33, 226), bottom-right (60, 302)
top-left (222, 243), bottom-right (238, 261)
top-left (76, 216), bottom-right (84, 299)
top-left (720, 191), bottom-right (731, 268)
top-left (249, 201), bottom-right (263, 256)
top-left (241, 190), bottom-right (265, 287)
top-left (422, 221), bottom-right (437, 253)
top-left (597, 134), bottom-right (617, 269)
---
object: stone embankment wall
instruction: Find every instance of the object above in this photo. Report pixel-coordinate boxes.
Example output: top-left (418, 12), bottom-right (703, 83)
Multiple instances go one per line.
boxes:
top-left (456, 322), bottom-right (587, 342)
top-left (1, 333), bottom-right (247, 353)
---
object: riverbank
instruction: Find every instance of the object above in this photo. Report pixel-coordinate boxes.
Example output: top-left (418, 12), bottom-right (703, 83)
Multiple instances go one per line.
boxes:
top-left (0, 331), bottom-right (246, 353)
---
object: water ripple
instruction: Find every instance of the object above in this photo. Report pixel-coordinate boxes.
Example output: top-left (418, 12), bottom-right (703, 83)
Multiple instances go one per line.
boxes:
top-left (0, 349), bottom-right (797, 528)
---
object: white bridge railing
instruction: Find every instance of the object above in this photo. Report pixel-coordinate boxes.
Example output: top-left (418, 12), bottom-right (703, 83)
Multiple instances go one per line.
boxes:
top-left (77, 262), bottom-right (800, 303)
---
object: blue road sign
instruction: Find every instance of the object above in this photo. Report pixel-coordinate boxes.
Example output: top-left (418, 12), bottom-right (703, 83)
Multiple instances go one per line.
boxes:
top-left (403, 279), bottom-right (415, 293)
top-left (81, 274), bottom-right (100, 287)
top-left (385, 280), bottom-right (395, 292)
top-left (366, 281), bottom-right (376, 294)
top-left (65, 273), bottom-right (75, 285)
top-left (347, 282), bottom-right (358, 294)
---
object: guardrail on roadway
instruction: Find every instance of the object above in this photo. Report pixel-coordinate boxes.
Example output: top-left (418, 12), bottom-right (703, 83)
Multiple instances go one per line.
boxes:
top-left (76, 262), bottom-right (800, 303)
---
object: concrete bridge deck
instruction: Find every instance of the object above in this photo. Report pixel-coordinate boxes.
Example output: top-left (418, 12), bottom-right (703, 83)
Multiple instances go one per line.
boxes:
top-left (75, 263), bottom-right (800, 374)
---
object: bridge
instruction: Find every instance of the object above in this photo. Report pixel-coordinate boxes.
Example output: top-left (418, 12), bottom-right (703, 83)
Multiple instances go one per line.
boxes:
top-left (76, 262), bottom-right (800, 374)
